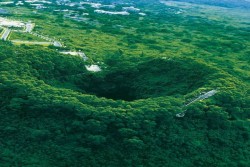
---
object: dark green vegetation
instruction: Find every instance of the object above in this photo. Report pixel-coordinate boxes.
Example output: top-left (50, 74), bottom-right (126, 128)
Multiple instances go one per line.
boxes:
top-left (83, 57), bottom-right (227, 101)
top-left (0, 0), bottom-right (250, 166)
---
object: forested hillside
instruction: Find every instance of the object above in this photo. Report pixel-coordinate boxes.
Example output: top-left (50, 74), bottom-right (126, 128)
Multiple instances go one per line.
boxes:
top-left (0, 0), bottom-right (249, 166)
top-left (0, 41), bottom-right (249, 166)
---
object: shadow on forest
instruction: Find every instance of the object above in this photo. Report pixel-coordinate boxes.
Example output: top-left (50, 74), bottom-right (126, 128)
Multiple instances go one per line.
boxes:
top-left (80, 58), bottom-right (217, 101)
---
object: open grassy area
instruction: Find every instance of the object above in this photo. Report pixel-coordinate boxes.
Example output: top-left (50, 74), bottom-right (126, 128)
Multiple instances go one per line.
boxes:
top-left (9, 31), bottom-right (47, 42)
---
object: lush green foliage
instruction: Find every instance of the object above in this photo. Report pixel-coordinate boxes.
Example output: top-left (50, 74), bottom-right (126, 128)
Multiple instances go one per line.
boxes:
top-left (0, 0), bottom-right (249, 166)
top-left (0, 41), bottom-right (249, 166)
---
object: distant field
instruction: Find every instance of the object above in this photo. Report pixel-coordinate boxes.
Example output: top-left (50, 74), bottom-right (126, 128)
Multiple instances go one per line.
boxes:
top-left (11, 40), bottom-right (52, 46)
top-left (160, 0), bottom-right (250, 27)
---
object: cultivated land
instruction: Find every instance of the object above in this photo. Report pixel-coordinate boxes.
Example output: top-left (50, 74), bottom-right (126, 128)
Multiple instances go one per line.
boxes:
top-left (0, 0), bottom-right (249, 166)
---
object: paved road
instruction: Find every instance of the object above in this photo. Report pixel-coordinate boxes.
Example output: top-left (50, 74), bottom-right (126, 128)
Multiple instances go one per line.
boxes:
top-left (1, 28), bottom-right (11, 41)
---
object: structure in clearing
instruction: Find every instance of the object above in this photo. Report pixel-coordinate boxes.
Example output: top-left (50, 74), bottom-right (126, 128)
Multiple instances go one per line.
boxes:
top-left (0, 17), bottom-right (62, 47)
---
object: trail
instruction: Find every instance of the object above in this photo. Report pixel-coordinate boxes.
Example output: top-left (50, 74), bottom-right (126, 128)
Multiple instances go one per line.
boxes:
top-left (176, 90), bottom-right (218, 117)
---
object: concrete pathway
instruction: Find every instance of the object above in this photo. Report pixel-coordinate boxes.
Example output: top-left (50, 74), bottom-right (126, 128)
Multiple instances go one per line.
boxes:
top-left (1, 28), bottom-right (11, 41)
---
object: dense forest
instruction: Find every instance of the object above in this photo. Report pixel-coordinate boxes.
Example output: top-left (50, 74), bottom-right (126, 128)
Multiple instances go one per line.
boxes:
top-left (0, 41), bottom-right (249, 166)
top-left (0, 0), bottom-right (250, 166)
